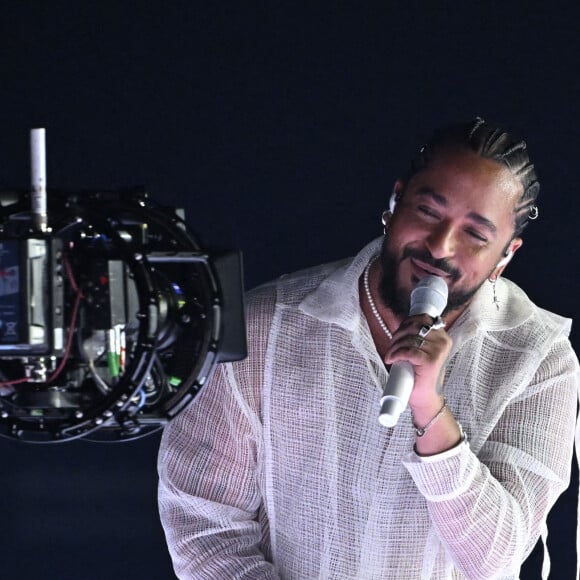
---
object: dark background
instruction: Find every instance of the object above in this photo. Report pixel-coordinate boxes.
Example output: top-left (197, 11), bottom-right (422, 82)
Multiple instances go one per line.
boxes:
top-left (0, 2), bottom-right (578, 578)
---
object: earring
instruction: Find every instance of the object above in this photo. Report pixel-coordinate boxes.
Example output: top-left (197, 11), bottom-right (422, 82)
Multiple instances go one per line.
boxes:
top-left (381, 209), bottom-right (391, 236)
top-left (489, 275), bottom-right (500, 310)
top-left (381, 210), bottom-right (390, 235)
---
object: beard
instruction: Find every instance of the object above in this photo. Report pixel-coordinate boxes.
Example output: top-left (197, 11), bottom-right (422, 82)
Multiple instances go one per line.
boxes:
top-left (377, 238), bottom-right (488, 317)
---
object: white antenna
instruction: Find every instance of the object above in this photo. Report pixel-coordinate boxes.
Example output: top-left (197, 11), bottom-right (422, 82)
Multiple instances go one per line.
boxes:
top-left (30, 128), bottom-right (48, 232)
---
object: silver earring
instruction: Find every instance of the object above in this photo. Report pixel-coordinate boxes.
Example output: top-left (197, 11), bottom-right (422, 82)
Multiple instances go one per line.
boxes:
top-left (489, 276), bottom-right (500, 310)
top-left (381, 210), bottom-right (390, 235)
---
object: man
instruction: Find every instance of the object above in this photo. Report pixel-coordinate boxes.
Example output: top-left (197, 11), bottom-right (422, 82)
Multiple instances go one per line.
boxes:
top-left (158, 118), bottom-right (579, 579)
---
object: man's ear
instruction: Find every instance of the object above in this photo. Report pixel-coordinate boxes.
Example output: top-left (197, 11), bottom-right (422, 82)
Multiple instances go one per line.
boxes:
top-left (388, 180), bottom-right (404, 214)
top-left (492, 238), bottom-right (523, 278)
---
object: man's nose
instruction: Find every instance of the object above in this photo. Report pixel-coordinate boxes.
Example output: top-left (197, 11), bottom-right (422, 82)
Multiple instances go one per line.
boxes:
top-left (425, 221), bottom-right (456, 259)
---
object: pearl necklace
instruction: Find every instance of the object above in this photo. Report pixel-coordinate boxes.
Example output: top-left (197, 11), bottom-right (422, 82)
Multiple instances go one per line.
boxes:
top-left (363, 256), bottom-right (393, 339)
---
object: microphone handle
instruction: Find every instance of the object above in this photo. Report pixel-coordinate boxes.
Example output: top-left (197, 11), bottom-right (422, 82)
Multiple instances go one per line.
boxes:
top-left (378, 361), bottom-right (414, 427)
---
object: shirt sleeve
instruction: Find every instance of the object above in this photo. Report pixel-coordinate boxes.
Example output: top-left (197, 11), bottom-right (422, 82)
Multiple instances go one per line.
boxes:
top-left (158, 286), bottom-right (279, 579)
top-left (403, 335), bottom-right (579, 579)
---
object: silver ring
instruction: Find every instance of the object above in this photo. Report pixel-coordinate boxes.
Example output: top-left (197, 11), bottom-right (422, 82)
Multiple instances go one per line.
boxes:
top-left (418, 315), bottom-right (446, 338)
top-left (415, 337), bottom-right (425, 348)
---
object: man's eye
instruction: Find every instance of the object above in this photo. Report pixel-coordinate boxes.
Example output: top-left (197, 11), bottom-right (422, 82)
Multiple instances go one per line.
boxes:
top-left (466, 229), bottom-right (488, 243)
top-left (417, 206), bottom-right (438, 218)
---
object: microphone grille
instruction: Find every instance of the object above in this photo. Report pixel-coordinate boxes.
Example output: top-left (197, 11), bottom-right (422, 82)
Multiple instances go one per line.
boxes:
top-left (409, 275), bottom-right (448, 317)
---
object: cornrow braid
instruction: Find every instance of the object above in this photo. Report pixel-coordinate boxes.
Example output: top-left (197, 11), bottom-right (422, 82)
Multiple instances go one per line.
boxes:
top-left (405, 117), bottom-right (540, 236)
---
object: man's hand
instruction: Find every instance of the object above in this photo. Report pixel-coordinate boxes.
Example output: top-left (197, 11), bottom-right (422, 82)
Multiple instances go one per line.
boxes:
top-left (384, 314), bottom-right (452, 413)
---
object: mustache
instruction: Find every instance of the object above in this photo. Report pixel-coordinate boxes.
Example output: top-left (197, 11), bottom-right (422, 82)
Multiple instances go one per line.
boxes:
top-left (402, 247), bottom-right (462, 282)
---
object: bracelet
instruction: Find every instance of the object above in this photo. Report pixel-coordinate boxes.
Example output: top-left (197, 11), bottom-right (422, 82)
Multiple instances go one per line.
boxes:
top-left (411, 400), bottom-right (447, 437)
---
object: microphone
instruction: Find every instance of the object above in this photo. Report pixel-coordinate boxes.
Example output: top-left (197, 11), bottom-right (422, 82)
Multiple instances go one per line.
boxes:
top-left (378, 275), bottom-right (448, 427)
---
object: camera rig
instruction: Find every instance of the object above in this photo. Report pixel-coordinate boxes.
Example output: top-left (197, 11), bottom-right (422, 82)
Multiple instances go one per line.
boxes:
top-left (0, 130), bottom-right (246, 442)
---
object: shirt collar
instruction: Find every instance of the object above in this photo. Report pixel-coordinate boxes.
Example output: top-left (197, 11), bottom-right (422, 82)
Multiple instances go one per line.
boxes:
top-left (299, 237), bottom-right (381, 332)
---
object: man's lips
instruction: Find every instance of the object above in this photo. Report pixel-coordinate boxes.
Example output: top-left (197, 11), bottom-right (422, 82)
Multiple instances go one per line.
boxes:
top-left (410, 257), bottom-right (452, 280)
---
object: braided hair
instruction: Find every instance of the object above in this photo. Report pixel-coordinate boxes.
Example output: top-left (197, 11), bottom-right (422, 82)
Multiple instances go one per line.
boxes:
top-left (403, 117), bottom-right (540, 237)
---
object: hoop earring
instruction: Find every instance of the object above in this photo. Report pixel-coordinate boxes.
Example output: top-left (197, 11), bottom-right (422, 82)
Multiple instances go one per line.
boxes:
top-left (381, 210), bottom-right (390, 235)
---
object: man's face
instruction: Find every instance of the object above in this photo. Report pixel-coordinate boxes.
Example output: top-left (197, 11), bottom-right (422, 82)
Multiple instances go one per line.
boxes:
top-left (379, 147), bottom-right (523, 316)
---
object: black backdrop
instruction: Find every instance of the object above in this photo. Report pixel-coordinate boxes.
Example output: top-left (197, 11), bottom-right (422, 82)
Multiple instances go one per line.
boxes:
top-left (0, 2), bottom-right (578, 578)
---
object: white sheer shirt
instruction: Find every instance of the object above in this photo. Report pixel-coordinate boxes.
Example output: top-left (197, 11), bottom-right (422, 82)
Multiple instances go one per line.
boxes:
top-left (158, 238), bottom-right (579, 579)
